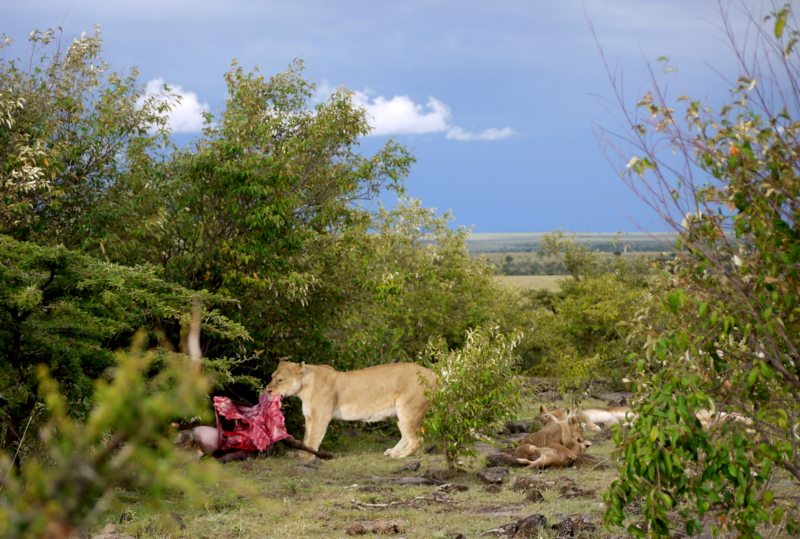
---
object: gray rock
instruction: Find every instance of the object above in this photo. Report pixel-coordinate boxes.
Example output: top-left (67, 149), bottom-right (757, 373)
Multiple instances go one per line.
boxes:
top-left (477, 466), bottom-right (508, 484)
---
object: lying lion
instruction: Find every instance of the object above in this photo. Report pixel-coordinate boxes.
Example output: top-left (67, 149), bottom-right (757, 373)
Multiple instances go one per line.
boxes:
top-left (537, 404), bottom-right (635, 431)
top-left (514, 416), bottom-right (591, 469)
top-left (266, 360), bottom-right (436, 458)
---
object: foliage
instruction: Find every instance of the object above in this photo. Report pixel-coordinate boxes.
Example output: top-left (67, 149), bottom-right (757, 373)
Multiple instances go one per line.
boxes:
top-left (0, 235), bottom-right (247, 452)
top-left (0, 332), bottom-right (228, 539)
top-left (330, 197), bottom-right (509, 369)
top-left (599, 3), bottom-right (800, 537)
top-left (537, 228), bottom-right (600, 281)
top-left (527, 230), bottom-right (655, 385)
top-left (0, 27), bottom-right (173, 244)
top-left (90, 59), bottom-right (414, 372)
top-left (423, 326), bottom-right (525, 470)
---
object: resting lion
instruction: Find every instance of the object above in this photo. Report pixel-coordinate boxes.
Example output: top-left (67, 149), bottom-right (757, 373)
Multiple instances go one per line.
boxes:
top-left (266, 360), bottom-right (436, 458)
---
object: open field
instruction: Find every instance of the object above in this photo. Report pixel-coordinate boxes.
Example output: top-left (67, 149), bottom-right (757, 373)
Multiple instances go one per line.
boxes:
top-left (466, 232), bottom-right (676, 254)
top-left (494, 275), bottom-right (566, 291)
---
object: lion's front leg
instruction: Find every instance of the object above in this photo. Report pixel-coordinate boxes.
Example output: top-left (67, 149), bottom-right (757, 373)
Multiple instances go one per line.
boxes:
top-left (301, 408), bottom-right (333, 459)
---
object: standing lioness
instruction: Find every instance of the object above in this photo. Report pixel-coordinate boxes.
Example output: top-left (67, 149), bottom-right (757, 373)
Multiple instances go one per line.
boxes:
top-left (266, 361), bottom-right (436, 458)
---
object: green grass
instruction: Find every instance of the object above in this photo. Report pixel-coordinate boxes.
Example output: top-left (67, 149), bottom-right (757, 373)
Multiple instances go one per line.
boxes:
top-left (98, 397), bottom-right (623, 539)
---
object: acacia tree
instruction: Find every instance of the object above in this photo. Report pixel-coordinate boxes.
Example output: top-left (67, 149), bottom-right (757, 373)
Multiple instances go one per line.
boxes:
top-left (598, 2), bottom-right (800, 537)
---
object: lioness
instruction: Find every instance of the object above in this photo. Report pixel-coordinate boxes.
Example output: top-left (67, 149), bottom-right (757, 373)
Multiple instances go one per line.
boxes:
top-left (538, 404), bottom-right (635, 431)
top-left (266, 360), bottom-right (436, 458)
top-left (515, 442), bottom-right (589, 469)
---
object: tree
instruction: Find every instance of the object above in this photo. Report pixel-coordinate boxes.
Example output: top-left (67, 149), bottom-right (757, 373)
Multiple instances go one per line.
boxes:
top-left (0, 235), bottom-right (247, 454)
top-left (93, 60), bottom-right (414, 371)
top-left (598, 3), bottom-right (800, 536)
top-left (329, 197), bottom-right (508, 369)
top-left (0, 27), bottom-right (174, 244)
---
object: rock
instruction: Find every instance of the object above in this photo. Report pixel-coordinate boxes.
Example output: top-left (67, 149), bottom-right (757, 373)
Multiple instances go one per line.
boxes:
top-left (476, 467), bottom-right (508, 484)
top-left (555, 517), bottom-right (574, 537)
top-left (296, 463), bottom-right (320, 472)
top-left (346, 522), bottom-right (367, 535)
top-left (486, 452), bottom-right (520, 467)
top-left (436, 483), bottom-right (469, 492)
top-left (91, 535), bottom-right (134, 539)
top-left (524, 489), bottom-right (544, 503)
top-left (372, 519), bottom-right (407, 534)
top-left (516, 514), bottom-right (548, 537)
top-left (394, 460), bottom-right (420, 473)
top-left (511, 476), bottom-right (555, 491)
top-left (422, 468), bottom-right (453, 483)
top-left (485, 484), bottom-right (501, 494)
top-left (424, 444), bottom-right (440, 454)
top-left (473, 442), bottom-right (497, 452)
top-left (572, 453), bottom-right (610, 470)
top-left (504, 421), bottom-right (536, 434)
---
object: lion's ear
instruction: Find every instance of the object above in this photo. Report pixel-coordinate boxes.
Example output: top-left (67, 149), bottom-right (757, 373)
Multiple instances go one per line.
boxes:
top-left (568, 415), bottom-right (580, 426)
top-left (539, 404), bottom-right (547, 414)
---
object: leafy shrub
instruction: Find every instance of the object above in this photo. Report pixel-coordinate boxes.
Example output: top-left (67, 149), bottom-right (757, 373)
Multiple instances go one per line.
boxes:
top-left (423, 326), bottom-right (525, 470)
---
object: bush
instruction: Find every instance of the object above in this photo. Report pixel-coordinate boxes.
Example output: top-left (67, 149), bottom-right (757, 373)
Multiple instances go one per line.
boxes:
top-left (423, 326), bottom-right (525, 470)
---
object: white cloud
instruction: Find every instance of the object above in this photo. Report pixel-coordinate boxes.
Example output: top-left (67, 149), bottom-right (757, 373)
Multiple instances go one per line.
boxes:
top-left (446, 126), bottom-right (516, 141)
top-left (317, 83), bottom-right (514, 141)
top-left (353, 92), bottom-right (451, 136)
top-left (139, 78), bottom-right (209, 133)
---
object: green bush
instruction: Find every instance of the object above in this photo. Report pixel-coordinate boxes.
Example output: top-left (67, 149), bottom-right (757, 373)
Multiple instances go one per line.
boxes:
top-left (423, 326), bottom-right (525, 470)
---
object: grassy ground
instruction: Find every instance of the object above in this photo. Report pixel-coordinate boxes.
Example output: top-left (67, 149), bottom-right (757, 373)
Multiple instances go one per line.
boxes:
top-left (494, 275), bottom-right (565, 291)
top-left (98, 397), bottom-right (624, 539)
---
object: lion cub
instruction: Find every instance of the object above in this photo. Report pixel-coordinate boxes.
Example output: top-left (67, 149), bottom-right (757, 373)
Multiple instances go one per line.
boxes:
top-left (514, 417), bottom-right (591, 469)
top-left (266, 360), bottom-right (436, 458)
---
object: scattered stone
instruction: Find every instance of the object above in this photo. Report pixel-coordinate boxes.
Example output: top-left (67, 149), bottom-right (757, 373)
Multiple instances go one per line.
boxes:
top-left (447, 533), bottom-right (466, 539)
top-left (551, 515), bottom-right (596, 537)
top-left (424, 444), bottom-right (440, 454)
top-left (436, 483), bottom-right (469, 492)
top-left (394, 460), bottom-right (420, 473)
top-left (523, 489), bottom-right (544, 503)
top-left (372, 519), bottom-right (407, 534)
top-left (510, 476), bottom-right (555, 491)
top-left (486, 452), bottom-right (519, 467)
top-left (485, 484), bottom-right (501, 494)
top-left (506, 432), bottom-right (531, 443)
top-left (91, 535), bottom-right (134, 539)
top-left (516, 514), bottom-right (548, 537)
top-left (422, 468), bottom-right (453, 483)
top-left (504, 421), bottom-right (536, 434)
top-left (559, 484), bottom-right (596, 499)
top-left (346, 522), bottom-right (367, 535)
top-left (476, 467), bottom-right (508, 484)
top-left (473, 442), bottom-right (497, 452)
top-left (296, 463), bottom-right (320, 472)
top-left (573, 453), bottom-right (610, 470)
top-left (555, 516), bottom-right (574, 537)
top-left (117, 511), bottom-right (133, 523)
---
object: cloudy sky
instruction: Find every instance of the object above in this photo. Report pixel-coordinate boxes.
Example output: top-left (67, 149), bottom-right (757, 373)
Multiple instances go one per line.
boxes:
top-left (1, 1), bottom-right (775, 232)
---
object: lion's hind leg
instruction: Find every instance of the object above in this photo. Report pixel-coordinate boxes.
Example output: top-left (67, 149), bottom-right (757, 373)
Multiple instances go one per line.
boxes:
top-left (387, 403), bottom-right (426, 458)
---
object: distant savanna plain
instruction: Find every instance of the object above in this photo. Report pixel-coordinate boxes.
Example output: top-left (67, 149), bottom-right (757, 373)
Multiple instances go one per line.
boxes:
top-left (467, 231), bottom-right (675, 291)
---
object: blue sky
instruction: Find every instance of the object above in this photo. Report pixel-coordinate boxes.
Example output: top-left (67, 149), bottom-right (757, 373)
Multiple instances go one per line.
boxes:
top-left (2, 1), bottom-right (774, 232)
